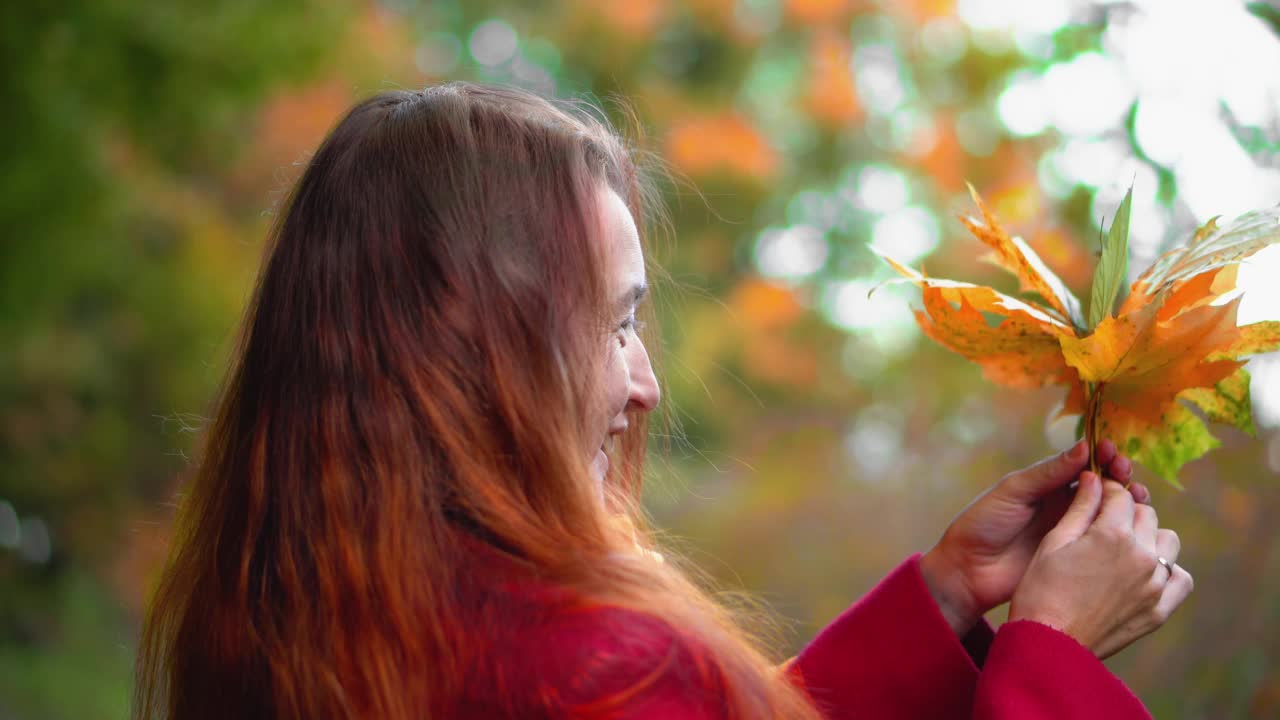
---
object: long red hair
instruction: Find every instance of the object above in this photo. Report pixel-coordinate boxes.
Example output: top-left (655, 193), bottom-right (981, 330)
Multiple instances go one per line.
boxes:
top-left (134, 83), bottom-right (820, 719)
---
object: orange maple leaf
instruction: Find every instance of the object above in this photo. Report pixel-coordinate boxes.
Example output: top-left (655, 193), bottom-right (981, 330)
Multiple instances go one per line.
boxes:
top-left (878, 191), bottom-right (1280, 485)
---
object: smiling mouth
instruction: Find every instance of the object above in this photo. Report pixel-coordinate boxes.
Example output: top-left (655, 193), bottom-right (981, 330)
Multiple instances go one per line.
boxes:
top-left (594, 433), bottom-right (621, 476)
top-left (594, 419), bottom-right (632, 474)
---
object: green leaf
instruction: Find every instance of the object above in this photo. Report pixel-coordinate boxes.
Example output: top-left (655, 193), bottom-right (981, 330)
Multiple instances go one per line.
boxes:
top-left (1115, 404), bottom-right (1220, 488)
top-left (1249, 2), bottom-right (1280, 40)
top-left (1210, 321), bottom-right (1280, 360)
top-left (1181, 368), bottom-right (1257, 437)
top-left (1088, 187), bottom-right (1132, 329)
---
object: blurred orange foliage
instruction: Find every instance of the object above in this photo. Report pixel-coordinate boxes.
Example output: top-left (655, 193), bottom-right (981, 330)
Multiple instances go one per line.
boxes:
top-left (596, 0), bottom-right (670, 36)
top-left (989, 179), bottom-right (1041, 227)
top-left (731, 280), bottom-right (818, 384)
top-left (909, 113), bottom-right (964, 193)
top-left (804, 31), bottom-right (862, 126)
top-left (1028, 227), bottom-right (1094, 290)
top-left (241, 80), bottom-right (355, 193)
top-left (666, 113), bottom-right (779, 180)
top-left (786, 0), bottom-right (859, 25)
top-left (729, 278), bottom-right (806, 330)
top-left (895, 0), bottom-right (956, 22)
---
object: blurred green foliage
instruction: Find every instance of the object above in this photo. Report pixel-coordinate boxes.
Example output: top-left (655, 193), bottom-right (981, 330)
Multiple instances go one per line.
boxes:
top-left (0, 1), bottom-right (350, 715)
top-left (3, 0), bottom-right (1280, 717)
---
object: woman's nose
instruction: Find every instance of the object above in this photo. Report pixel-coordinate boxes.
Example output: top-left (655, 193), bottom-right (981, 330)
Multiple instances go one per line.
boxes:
top-left (626, 344), bottom-right (660, 412)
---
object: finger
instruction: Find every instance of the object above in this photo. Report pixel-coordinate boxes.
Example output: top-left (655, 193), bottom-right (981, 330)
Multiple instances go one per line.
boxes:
top-left (1155, 528), bottom-right (1180, 565)
top-left (1030, 484), bottom-right (1075, 538)
top-left (1095, 439), bottom-right (1117, 469)
top-left (1041, 484), bottom-right (1075, 525)
top-left (1153, 565), bottom-right (1194, 622)
top-left (1095, 480), bottom-right (1136, 532)
top-left (1004, 441), bottom-right (1090, 502)
top-left (1128, 481), bottom-right (1151, 505)
top-left (1044, 471), bottom-right (1103, 548)
top-left (1107, 453), bottom-right (1133, 487)
top-left (1133, 505), bottom-right (1158, 552)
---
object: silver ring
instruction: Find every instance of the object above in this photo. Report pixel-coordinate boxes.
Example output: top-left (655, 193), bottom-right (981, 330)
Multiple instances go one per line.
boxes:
top-left (1156, 556), bottom-right (1173, 579)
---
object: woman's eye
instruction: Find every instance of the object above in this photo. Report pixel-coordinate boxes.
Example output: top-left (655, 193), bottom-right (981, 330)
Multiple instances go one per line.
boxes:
top-left (619, 315), bottom-right (645, 333)
top-left (615, 315), bottom-right (644, 345)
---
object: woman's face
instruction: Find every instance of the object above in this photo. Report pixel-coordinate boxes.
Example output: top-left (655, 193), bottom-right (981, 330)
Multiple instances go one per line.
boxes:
top-left (590, 186), bottom-right (660, 484)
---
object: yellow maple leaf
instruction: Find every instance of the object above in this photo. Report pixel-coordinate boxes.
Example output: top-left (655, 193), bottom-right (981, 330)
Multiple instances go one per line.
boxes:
top-left (877, 192), bottom-right (1280, 485)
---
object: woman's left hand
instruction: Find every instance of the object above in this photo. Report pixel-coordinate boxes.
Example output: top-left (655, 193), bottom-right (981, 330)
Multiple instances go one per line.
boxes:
top-left (918, 439), bottom-right (1150, 636)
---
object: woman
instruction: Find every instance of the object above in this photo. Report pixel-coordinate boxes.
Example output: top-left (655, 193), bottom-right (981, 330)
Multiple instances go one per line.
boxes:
top-left (134, 83), bottom-right (1193, 719)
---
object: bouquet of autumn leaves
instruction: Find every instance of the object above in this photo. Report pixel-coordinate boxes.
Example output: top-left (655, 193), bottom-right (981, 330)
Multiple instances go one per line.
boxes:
top-left (877, 187), bottom-right (1280, 486)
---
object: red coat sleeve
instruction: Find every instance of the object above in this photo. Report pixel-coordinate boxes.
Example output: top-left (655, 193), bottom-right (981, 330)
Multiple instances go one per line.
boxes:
top-left (974, 620), bottom-right (1152, 718)
top-left (789, 554), bottom-right (1151, 720)
top-left (788, 553), bottom-right (992, 718)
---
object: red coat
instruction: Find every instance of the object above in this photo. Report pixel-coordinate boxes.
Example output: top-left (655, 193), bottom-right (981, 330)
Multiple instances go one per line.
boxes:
top-left (459, 551), bottom-right (1152, 718)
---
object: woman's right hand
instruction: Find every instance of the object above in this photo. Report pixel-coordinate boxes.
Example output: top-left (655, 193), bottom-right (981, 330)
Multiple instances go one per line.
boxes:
top-left (1008, 472), bottom-right (1194, 659)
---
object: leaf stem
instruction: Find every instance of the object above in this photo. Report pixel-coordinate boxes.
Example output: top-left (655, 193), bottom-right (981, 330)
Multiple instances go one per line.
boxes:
top-left (1084, 382), bottom-right (1108, 481)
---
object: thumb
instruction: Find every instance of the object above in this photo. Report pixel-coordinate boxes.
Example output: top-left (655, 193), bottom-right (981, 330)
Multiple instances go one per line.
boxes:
top-left (1002, 441), bottom-right (1090, 502)
top-left (1042, 472), bottom-right (1102, 550)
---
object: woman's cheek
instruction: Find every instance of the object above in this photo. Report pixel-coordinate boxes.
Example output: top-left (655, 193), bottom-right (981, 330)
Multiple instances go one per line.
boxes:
top-left (604, 344), bottom-right (629, 413)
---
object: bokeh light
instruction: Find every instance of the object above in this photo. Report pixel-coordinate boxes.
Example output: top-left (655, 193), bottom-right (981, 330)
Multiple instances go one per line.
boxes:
top-left (469, 19), bottom-right (518, 66)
